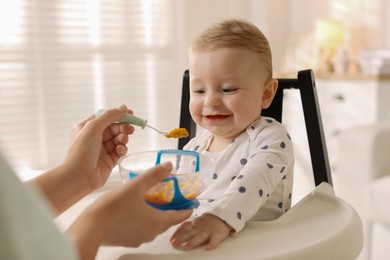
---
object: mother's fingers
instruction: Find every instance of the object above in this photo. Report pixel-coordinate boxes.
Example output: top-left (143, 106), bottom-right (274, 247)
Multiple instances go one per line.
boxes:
top-left (102, 123), bottom-right (134, 143)
top-left (86, 105), bottom-right (129, 134)
top-left (115, 144), bottom-right (128, 157)
top-left (77, 113), bottom-right (97, 128)
top-left (132, 162), bottom-right (173, 193)
top-left (102, 132), bottom-right (130, 156)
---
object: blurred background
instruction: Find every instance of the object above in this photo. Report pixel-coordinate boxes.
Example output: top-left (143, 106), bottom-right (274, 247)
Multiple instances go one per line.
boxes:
top-left (2, 0), bottom-right (389, 177)
top-left (1, 0), bottom-right (390, 259)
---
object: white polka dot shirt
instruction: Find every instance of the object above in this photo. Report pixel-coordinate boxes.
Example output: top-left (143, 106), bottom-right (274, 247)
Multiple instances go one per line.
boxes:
top-left (184, 117), bottom-right (294, 232)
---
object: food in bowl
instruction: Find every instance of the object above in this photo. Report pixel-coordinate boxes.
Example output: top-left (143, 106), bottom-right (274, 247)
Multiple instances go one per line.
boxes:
top-left (144, 172), bottom-right (204, 204)
top-left (118, 149), bottom-right (214, 210)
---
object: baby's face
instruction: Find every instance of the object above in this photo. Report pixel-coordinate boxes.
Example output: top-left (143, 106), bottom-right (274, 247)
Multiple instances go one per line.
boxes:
top-left (189, 47), bottom-right (271, 141)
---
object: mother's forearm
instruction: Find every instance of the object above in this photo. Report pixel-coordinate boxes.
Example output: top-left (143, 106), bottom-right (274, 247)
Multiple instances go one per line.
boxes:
top-left (27, 164), bottom-right (91, 215)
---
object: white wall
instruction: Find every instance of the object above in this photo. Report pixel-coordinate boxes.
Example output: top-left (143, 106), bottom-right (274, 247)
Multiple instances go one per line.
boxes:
top-left (179, 0), bottom-right (389, 75)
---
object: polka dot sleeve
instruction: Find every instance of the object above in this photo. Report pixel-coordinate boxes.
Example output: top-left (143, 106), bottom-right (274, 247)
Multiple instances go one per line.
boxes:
top-left (201, 118), bottom-right (294, 232)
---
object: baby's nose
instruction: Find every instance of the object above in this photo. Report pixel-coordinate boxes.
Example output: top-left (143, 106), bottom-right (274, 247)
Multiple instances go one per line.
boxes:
top-left (204, 93), bottom-right (221, 107)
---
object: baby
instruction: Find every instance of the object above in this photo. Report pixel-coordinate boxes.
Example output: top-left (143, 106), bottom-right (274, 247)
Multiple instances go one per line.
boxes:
top-left (170, 19), bottom-right (294, 250)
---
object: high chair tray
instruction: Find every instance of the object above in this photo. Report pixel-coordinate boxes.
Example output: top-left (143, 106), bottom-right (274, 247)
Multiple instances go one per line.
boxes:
top-left (94, 182), bottom-right (363, 260)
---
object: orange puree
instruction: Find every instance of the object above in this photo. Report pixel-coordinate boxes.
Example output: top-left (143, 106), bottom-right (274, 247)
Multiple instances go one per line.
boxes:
top-left (145, 193), bottom-right (173, 205)
top-left (144, 176), bottom-right (202, 205)
top-left (145, 191), bottom-right (198, 205)
top-left (166, 128), bottom-right (189, 138)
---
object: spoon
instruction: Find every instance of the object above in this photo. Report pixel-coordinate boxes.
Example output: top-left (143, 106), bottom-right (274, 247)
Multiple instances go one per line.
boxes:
top-left (95, 109), bottom-right (189, 139)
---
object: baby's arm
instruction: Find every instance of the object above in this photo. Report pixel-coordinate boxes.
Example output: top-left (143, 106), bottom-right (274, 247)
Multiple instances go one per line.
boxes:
top-left (170, 214), bottom-right (234, 250)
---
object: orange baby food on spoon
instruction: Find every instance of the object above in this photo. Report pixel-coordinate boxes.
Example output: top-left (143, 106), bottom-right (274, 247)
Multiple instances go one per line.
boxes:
top-left (165, 128), bottom-right (189, 139)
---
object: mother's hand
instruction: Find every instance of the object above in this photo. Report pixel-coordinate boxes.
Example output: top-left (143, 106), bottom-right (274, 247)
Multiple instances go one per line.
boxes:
top-left (29, 105), bottom-right (134, 214)
top-left (65, 105), bottom-right (134, 190)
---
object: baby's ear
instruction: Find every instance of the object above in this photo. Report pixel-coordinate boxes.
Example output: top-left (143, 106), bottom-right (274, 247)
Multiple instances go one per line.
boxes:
top-left (261, 79), bottom-right (278, 109)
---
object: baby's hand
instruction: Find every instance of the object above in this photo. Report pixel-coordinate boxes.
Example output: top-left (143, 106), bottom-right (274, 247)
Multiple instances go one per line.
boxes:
top-left (170, 214), bottom-right (233, 250)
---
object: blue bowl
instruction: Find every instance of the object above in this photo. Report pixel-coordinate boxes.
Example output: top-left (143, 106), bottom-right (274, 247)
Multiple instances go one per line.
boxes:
top-left (118, 149), bottom-right (215, 210)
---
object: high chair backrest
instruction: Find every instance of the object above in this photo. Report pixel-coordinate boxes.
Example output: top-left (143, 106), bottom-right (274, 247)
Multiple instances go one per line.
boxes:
top-left (178, 69), bottom-right (332, 187)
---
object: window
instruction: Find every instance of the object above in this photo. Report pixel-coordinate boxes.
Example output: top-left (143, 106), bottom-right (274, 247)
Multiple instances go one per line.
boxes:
top-left (0, 0), bottom-right (182, 178)
top-left (383, 0), bottom-right (390, 48)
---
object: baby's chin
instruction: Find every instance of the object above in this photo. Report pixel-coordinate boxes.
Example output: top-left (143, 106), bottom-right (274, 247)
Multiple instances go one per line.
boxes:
top-left (208, 127), bottom-right (245, 140)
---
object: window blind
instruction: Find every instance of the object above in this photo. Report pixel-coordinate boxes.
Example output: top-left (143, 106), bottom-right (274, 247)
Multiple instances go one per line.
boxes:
top-left (384, 0), bottom-right (390, 48)
top-left (0, 0), bottom-right (182, 178)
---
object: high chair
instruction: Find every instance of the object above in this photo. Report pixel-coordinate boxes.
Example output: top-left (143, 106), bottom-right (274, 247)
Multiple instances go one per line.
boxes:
top-left (177, 69), bottom-right (364, 259)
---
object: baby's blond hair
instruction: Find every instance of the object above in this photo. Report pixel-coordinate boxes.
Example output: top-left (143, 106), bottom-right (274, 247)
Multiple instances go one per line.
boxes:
top-left (190, 19), bottom-right (273, 79)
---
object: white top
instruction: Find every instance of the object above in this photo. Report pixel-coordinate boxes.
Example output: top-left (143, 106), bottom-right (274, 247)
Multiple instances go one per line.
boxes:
top-left (0, 151), bottom-right (78, 260)
top-left (184, 117), bottom-right (294, 232)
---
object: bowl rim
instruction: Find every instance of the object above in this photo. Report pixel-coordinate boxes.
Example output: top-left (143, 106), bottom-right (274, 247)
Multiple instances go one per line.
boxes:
top-left (118, 149), bottom-right (214, 177)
